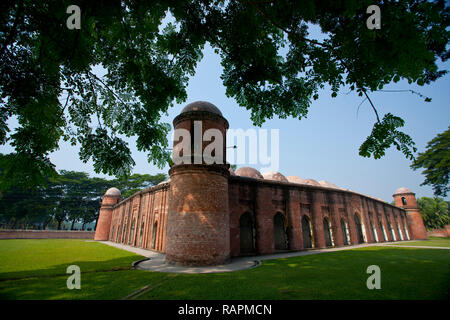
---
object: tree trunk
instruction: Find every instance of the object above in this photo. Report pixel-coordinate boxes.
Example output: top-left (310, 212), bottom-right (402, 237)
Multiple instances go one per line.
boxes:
top-left (43, 217), bottom-right (51, 230)
top-left (71, 219), bottom-right (76, 230)
top-left (94, 213), bottom-right (99, 231)
top-left (57, 220), bottom-right (62, 230)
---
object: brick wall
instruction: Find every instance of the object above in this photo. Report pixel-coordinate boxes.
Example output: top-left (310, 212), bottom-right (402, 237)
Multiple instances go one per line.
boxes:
top-left (228, 176), bottom-right (414, 256)
top-left (107, 183), bottom-right (170, 253)
top-left (166, 165), bottom-right (230, 266)
top-left (0, 230), bottom-right (94, 239)
top-left (427, 225), bottom-right (450, 237)
top-left (103, 174), bottom-right (420, 261)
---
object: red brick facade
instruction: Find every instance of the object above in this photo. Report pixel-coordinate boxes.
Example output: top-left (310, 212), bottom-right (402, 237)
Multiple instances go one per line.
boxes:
top-left (393, 189), bottom-right (428, 240)
top-left (94, 101), bottom-right (428, 266)
top-left (427, 225), bottom-right (450, 237)
top-left (106, 183), bottom-right (170, 251)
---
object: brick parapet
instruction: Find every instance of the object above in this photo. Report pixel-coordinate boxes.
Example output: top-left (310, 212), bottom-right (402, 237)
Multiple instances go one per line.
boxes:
top-left (0, 230), bottom-right (94, 239)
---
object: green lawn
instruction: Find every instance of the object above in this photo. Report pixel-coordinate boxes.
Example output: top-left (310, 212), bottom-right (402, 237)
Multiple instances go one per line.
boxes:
top-left (391, 236), bottom-right (450, 248)
top-left (0, 239), bottom-right (449, 300)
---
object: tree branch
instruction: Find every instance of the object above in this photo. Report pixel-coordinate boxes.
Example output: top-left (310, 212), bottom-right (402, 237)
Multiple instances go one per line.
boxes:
top-left (88, 72), bottom-right (128, 107)
top-left (361, 87), bottom-right (381, 123)
top-left (0, 1), bottom-right (24, 59)
top-left (243, 0), bottom-right (382, 123)
top-left (86, 71), bottom-right (103, 130)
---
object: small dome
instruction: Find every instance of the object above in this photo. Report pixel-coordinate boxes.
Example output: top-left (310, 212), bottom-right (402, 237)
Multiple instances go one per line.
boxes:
top-left (286, 176), bottom-right (304, 184)
top-left (181, 101), bottom-right (222, 116)
top-left (229, 167), bottom-right (236, 176)
top-left (394, 187), bottom-right (413, 195)
top-left (319, 180), bottom-right (339, 189)
top-left (303, 179), bottom-right (321, 186)
top-left (158, 179), bottom-right (170, 185)
top-left (262, 171), bottom-right (288, 182)
top-left (105, 187), bottom-right (121, 197)
top-left (235, 167), bottom-right (264, 179)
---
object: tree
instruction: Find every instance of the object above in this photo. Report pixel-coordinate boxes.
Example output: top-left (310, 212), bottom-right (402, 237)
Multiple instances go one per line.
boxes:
top-left (417, 196), bottom-right (450, 230)
top-left (0, 1), bottom-right (448, 190)
top-left (411, 127), bottom-right (450, 197)
top-left (0, 158), bottom-right (167, 229)
top-left (113, 173), bottom-right (167, 198)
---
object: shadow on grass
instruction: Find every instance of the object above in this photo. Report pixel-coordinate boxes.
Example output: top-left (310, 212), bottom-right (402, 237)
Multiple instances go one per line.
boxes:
top-left (138, 247), bottom-right (450, 300)
top-left (0, 255), bottom-right (141, 281)
top-left (0, 269), bottom-right (168, 300)
top-left (0, 245), bottom-right (449, 300)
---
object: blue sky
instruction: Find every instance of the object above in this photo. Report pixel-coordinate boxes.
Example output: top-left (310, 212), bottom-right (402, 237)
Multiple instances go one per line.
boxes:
top-left (1, 42), bottom-right (449, 202)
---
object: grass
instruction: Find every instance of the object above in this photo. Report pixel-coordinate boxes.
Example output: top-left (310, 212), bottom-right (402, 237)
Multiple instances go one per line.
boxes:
top-left (0, 239), bottom-right (449, 300)
top-left (0, 239), bottom-right (141, 280)
top-left (391, 236), bottom-right (450, 248)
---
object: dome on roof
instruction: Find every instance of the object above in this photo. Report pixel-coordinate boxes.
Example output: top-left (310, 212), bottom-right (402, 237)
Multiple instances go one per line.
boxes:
top-left (262, 171), bottom-right (288, 182)
top-left (158, 179), bottom-right (170, 185)
top-left (319, 180), bottom-right (339, 189)
top-left (303, 179), bottom-right (321, 186)
top-left (286, 176), bottom-right (304, 184)
top-left (235, 167), bottom-right (264, 179)
top-left (229, 167), bottom-right (236, 176)
top-left (181, 101), bottom-right (222, 116)
top-left (394, 187), bottom-right (413, 195)
top-left (105, 187), bottom-right (121, 197)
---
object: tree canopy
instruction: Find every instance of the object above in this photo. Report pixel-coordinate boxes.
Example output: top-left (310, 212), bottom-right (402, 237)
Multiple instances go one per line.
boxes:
top-left (0, 0), bottom-right (448, 190)
top-left (0, 160), bottom-right (167, 229)
top-left (417, 196), bottom-right (449, 230)
top-left (411, 127), bottom-right (450, 197)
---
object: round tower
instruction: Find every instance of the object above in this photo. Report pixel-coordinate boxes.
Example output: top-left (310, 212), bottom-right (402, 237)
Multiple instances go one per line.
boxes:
top-left (393, 187), bottom-right (427, 240)
top-left (166, 101), bottom-right (230, 266)
top-left (94, 187), bottom-right (122, 241)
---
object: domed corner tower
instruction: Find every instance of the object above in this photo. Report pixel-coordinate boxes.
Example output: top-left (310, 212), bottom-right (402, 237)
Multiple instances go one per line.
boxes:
top-left (393, 187), bottom-right (427, 240)
top-left (94, 187), bottom-right (122, 241)
top-left (166, 101), bottom-right (231, 266)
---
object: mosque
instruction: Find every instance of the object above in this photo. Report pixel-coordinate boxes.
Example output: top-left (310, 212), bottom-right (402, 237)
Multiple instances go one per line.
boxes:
top-left (94, 101), bottom-right (428, 266)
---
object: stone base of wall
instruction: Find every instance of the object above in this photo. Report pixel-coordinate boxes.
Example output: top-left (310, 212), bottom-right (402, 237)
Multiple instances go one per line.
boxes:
top-left (0, 230), bottom-right (95, 239)
top-left (426, 225), bottom-right (450, 238)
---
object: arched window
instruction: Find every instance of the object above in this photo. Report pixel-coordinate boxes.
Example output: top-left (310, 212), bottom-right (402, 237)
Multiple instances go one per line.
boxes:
top-left (139, 222), bottom-right (145, 247)
top-left (129, 220), bottom-right (135, 245)
top-left (379, 219), bottom-right (387, 242)
top-left (116, 225), bottom-right (122, 242)
top-left (151, 222), bottom-right (158, 249)
top-left (369, 213), bottom-right (378, 243)
top-left (370, 220), bottom-right (378, 242)
top-left (302, 215), bottom-right (313, 249)
top-left (273, 213), bottom-right (288, 250)
top-left (323, 217), bottom-right (333, 247)
top-left (397, 223), bottom-right (403, 240)
top-left (240, 212), bottom-right (255, 254)
top-left (122, 223), bottom-right (127, 243)
top-left (110, 225), bottom-right (115, 241)
top-left (388, 222), bottom-right (396, 241)
top-left (354, 213), bottom-right (366, 243)
top-left (340, 219), bottom-right (350, 245)
top-left (403, 222), bottom-right (410, 240)
top-left (401, 197), bottom-right (407, 205)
